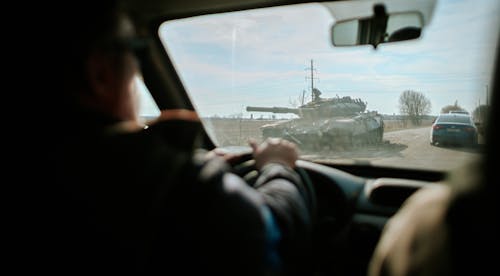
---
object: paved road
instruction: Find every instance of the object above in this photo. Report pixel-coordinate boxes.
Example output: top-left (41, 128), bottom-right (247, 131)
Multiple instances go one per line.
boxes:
top-left (302, 127), bottom-right (482, 172)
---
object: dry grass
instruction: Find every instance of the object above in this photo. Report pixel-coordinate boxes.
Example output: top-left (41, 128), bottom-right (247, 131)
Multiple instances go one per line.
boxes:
top-left (202, 118), bottom-right (274, 146)
top-left (383, 119), bottom-right (434, 132)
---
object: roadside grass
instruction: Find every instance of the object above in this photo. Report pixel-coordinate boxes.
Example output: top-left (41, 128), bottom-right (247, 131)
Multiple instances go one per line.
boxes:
top-left (383, 119), bottom-right (433, 132)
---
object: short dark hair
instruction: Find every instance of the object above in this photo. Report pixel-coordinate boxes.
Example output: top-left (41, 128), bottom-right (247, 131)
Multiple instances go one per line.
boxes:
top-left (48, 1), bottom-right (124, 97)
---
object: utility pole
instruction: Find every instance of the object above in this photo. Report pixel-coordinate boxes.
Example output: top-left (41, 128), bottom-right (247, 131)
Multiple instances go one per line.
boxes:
top-left (310, 60), bottom-right (314, 99)
top-left (305, 59), bottom-right (319, 102)
top-left (486, 84), bottom-right (489, 106)
top-left (478, 98), bottom-right (481, 123)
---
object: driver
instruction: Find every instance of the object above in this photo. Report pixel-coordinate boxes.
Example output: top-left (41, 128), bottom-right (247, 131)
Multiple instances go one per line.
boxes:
top-left (48, 1), bottom-right (312, 275)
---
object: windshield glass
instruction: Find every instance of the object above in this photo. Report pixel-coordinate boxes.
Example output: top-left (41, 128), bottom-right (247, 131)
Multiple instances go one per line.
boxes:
top-left (436, 115), bottom-right (472, 124)
top-left (150, 0), bottom-right (499, 171)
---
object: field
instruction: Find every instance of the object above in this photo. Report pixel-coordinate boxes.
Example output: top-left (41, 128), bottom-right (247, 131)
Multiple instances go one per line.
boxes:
top-left (202, 118), bottom-right (433, 147)
top-left (383, 119), bottom-right (433, 132)
top-left (202, 118), bottom-right (273, 146)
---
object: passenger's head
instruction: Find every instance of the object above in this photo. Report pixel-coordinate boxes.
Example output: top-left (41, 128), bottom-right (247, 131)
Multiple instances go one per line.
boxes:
top-left (58, 0), bottom-right (141, 122)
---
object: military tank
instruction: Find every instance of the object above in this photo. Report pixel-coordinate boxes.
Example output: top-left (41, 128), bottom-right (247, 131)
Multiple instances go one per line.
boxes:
top-left (246, 88), bottom-right (384, 150)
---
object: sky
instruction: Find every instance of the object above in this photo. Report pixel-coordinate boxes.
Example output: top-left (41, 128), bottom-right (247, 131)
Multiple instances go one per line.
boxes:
top-left (139, 0), bottom-right (500, 118)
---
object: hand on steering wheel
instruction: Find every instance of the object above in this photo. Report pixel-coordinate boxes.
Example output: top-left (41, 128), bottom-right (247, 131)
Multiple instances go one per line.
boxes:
top-left (248, 138), bottom-right (298, 170)
top-left (227, 138), bottom-right (317, 224)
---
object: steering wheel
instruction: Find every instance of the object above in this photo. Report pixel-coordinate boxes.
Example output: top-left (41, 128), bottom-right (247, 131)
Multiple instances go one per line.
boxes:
top-left (230, 152), bottom-right (317, 223)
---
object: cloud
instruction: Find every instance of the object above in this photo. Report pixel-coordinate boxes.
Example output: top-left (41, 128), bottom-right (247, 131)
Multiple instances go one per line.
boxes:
top-left (146, 0), bottom-right (499, 117)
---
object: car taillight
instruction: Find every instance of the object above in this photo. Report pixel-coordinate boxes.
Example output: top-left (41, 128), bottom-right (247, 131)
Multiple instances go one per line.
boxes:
top-left (464, 127), bottom-right (475, 132)
top-left (433, 125), bottom-right (443, 130)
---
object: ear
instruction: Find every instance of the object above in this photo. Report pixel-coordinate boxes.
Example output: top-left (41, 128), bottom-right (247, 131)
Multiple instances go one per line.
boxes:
top-left (85, 52), bottom-right (116, 104)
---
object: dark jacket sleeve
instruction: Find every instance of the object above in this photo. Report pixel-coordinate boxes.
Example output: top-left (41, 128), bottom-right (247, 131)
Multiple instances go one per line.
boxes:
top-left (253, 163), bottom-right (313, 276)
top-left (147, 121), bottom-right (312, 275)
top-left (175, 153), bottom-right (312, 276)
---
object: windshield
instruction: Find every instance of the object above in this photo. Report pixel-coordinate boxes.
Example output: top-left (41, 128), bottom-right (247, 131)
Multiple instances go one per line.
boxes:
top-left (148, 0), bottom-right (499, 171)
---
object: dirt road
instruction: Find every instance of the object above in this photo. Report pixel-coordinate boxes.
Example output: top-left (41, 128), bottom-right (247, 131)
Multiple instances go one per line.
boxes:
top-left (301, 127), bottom-right (482, 171)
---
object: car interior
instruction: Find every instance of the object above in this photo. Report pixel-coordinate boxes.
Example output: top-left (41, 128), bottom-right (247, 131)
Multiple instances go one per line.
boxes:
top-left (116, 0), bottom-right (498, 274)
top-left (32, 0), bottom-right (498, 275)
top-left (124, 0), bottom-right (498, 275)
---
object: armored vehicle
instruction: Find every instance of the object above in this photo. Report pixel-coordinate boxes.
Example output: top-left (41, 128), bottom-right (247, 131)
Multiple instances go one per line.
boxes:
top-left (246, 89), bottom-right (384, 149)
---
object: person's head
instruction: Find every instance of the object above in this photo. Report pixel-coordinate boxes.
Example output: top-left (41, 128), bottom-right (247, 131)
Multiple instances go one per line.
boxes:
top-left (59, 0), bottom-right (141, 122)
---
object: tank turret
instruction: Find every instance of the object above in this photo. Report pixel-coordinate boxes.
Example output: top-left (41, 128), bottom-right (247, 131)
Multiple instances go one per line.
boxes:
top-left (247, 95), bottom-right (367, 119)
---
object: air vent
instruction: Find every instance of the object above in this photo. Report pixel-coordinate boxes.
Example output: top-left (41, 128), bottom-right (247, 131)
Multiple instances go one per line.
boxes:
top-left (365, 178), bottom-right (436, 207)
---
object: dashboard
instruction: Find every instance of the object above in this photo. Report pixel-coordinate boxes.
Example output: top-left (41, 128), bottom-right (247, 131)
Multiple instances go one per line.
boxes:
top-left (296, 160), bottom-right (446, 275)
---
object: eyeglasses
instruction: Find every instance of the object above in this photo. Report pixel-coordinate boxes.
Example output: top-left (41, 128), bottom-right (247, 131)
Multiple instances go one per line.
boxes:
top-left (101, 36), bottom-right (151, 56)
top-left (97, 36), bottom-right (152, 72)
top-left (121, 36), bottom-right (150, 52)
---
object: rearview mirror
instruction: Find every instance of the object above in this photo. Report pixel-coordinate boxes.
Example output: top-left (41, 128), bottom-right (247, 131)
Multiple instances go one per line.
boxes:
top-left (332, 4), bottom-right (423, 48)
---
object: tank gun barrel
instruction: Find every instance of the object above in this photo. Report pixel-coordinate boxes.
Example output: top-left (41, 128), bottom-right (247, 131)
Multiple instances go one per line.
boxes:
top-left (246, 106), bottom-right (301, 115)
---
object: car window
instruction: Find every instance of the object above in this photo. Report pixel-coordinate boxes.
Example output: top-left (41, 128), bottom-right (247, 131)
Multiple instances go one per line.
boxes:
top-left (137, 76), bottom-right (160, 121)
top-left (147, 0), bottom-right (499, 171)
top-left (436, 115), bottom-right (472, 124)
